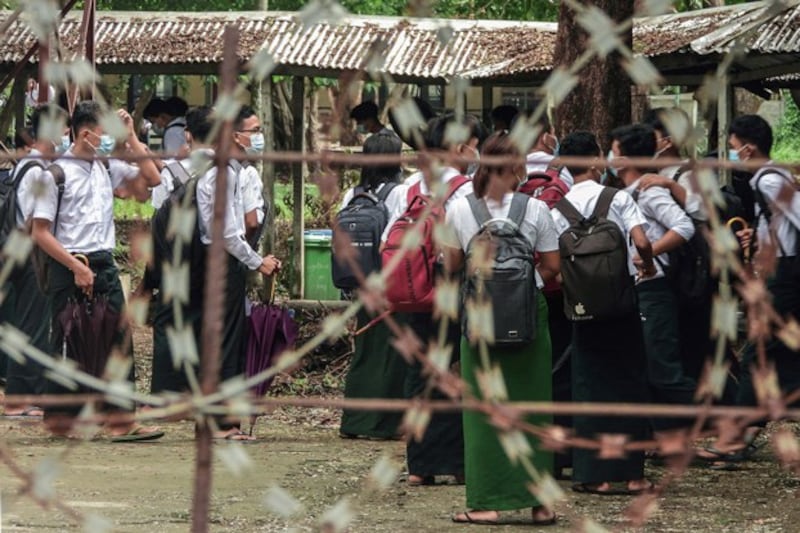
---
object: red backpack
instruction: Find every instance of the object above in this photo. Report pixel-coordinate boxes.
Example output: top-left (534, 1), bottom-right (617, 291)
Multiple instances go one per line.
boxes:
top-left (517, 166), bottom-right (569, 208)
top-left (518, 166), bottom-right (569, 296)
top-left (382, 176), bottom-right (470, 312)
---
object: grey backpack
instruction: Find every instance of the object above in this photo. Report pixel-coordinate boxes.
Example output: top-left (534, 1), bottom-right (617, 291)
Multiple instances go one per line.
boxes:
top-left (462, 192), bottom-right (537, 347)
top-left (554, 187), bottom-right (637, 321)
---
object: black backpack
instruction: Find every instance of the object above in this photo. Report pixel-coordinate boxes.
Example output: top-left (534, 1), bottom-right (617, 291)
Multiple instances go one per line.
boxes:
top-left (555, 187), bottom-right (637, 321)
top-left (637, 171), bottom-right (714, 307)
top-left (331, 182), bottom-right (397, 289)
top-left (462, 192), bottom-right (538, 346)
top-left (144, 161), bottom-right (206, 303)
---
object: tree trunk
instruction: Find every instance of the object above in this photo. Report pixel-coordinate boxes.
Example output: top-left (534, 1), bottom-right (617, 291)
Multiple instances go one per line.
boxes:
top-left (306, 82), bottom-right (321, 175)
top-left (553, 0), bottom-right (634, 150)
top-left (271, 79), bottom-right (294, 176)
top-left (327, 71), bottom-right (363, 147)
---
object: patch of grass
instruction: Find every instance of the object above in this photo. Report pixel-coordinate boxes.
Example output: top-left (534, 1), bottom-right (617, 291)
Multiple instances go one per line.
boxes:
top-left (114, 198), bottom-right (155, 220)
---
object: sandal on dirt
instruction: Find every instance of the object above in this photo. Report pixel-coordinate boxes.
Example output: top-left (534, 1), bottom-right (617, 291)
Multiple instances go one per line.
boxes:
top-left (452, 511), bottom-right (499, 525)
top-left (532, 507), bottom-right (558, 526)
top-left (2, 406), bottom-right (44, 419)
top-left (572, 482), bottom-right (650, 496)
top-left (110, 426), bottom-right (165, 443)
top-left (214, 429), bottom-right (256, 442)
top-left (407, 474), bottom-right (435, 486)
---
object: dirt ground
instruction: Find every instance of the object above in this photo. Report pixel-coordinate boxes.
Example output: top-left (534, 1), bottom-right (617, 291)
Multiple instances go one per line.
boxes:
top-left (2, 326), bottom-right (799, 532)
top-left (1, 407), bottom-right (799, 532)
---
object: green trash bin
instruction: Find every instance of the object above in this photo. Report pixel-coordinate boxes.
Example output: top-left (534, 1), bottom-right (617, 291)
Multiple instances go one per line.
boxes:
top-left (302, 229), bottom-right (340, 300)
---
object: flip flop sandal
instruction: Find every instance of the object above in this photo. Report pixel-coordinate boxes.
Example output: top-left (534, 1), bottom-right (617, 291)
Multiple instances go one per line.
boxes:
top-left (110, 427), bottom-right (165, 443)
top-left (214, 429), bottom-right (257, 443)
top-left (406, 475), bottom-right (435, 486)
top-left (451, 511), bottom-right (499, 525)
top-left (572, 482), bottom-right (631, 496)
top-left (2, 406), bottom-right (44, 419)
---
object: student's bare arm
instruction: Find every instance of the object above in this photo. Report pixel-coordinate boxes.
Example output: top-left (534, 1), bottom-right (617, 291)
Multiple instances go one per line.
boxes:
top-left (442, 245), bottom-right (464, 274)
top-left (652, 230), bottom-right (687, 256)
top-left (536, 250), bottom-right (560, 284)
top-left (31, 218), bottom-right (95, 295)
top-left (630, 225), bottom-right (656, 277)
top-left (638, 174), bottom-right (687, 208)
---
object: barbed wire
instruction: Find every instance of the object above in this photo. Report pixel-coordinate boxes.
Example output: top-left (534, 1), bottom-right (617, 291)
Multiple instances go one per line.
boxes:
top-left (1, 0), bottom-right (800, 532)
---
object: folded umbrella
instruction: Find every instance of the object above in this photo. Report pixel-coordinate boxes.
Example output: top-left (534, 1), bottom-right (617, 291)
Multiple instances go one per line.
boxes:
top-left (58, 295), bottom-right (120, 379)
top-left (245, 277), bottom-right (298, 398)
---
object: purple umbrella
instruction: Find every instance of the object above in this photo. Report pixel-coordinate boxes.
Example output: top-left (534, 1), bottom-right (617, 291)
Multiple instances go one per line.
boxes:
top-left (245, 282), bottom-right (298, 397)
top-left (58, 296), bottom-right (120, 379)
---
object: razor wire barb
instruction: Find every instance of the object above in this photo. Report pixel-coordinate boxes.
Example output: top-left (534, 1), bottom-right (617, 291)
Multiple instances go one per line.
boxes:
top-left (0, 0), bottom-right (800, 531)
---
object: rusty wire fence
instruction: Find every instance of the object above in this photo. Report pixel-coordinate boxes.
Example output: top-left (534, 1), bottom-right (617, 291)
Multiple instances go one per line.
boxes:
top-left (1, 0), bottom-right (800, 532)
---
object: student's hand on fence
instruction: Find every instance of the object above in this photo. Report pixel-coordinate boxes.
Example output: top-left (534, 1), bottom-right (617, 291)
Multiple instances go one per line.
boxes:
top-left (637, 174), bottom-right (671, 191)
top-left (259, 255), bottom-right (282, 276)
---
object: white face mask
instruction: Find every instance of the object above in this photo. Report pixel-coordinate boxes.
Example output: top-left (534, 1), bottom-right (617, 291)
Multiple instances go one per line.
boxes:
top-left (465, 145), bottom-right (480, 176)
top-left (245, 132), bottom-right (265, 155)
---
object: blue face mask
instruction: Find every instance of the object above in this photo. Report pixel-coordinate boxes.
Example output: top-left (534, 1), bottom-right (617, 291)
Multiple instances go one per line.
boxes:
top-left (97, 134), bottom-right (116, 156)
top-left (245, 132), bottom-right (265, 155)
top-left (728, 148), bottom-right (740, 162)
top-left (606, 150), bottom-right (620, 179)
top-left (553, 139), bottom-right (561, 157)
top-left (599, 170), bottom-right (609, 185)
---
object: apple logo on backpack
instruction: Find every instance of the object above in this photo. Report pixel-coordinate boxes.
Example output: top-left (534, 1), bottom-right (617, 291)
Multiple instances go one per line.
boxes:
top-left (574, 302), bottom-right (586, 316)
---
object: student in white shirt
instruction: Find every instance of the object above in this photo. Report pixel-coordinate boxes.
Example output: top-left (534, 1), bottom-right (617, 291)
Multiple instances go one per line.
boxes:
top-left (192, 106), bottom-right (281, 441)
top-left (144, 97), bottom-right (188, 154)
top-left (517, 112), bottom-right (574, 188)
top-left (31, 101), bottom-right (163, 440)
top-left (446, 131), bottom-right (559, 526)
top-left (552, 131), bottom-right (655, 496)
top-left (700, 115), bottom-right (800, 464)
top-left (2, 104), bottom-right (69, 417)
top-left (232, 106), bottom-right (267, 247)
top-left (339, 131), bottom-right (409, 440)
top-left (612, 123), bottom-right (698, 436)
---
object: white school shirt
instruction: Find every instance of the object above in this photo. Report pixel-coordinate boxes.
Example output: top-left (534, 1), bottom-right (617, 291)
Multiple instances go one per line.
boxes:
top-left (33, 150), bottom-right (139, 253)
top-left (446, 192), bottom-right (559, 289)
top-left (624, 177), bottom-right (695, 280)
top-left (751, 163), bottom-right (800, 258)
top-left (13, 149), bottom-right (49, 227)
top-left (526, 151), bottom-right (574, 189)
top-left (550, 180), bottom-right (649, 276)
top-left (196, 159), bottom-right (262, 270)
top-left (151, 158), bottom-right (187, 209)
top-left (240, 163), bottom-right (266, 224)
top-left (382, 166), bottom-right (473, 242)
top-left (658, 163), bottom-right (707, 221)
top-left (163, 117), bottom-right (187, 154)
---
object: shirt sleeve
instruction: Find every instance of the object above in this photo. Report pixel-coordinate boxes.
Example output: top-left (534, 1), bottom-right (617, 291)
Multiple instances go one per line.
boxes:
top-left (643, 188), bottom-right (695, 242)
top-left (31, 168), bottom-right (59, 223)
top-left (241, 167), bottom-right (264, 214)
top-left (151, 167), bottom-right (175, 209)
top-left (757, 172), bottom-right (800, 231)
top-left (616, 192), bottom-right (649, 235)
top-left (108, 158), bottom-right (140, 190)
top-left (527, 199), bottom-right (559, 252)
top-left (676, 172), bottom-right (706, 221)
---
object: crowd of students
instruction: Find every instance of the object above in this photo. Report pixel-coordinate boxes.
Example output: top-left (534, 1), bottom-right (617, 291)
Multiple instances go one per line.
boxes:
top-left (336, 104), bottom-right (800, 526)
top-left (1, 100), bottom-right (280, 442)
top-left (1, 95), bottom-right (798, 525)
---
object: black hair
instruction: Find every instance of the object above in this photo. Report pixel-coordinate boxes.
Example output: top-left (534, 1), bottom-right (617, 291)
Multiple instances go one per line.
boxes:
top-left (14, 127), bottom-right (33, 149)
top-left (729, 114), bottom-right (773, 156)
top-left (234, 105), bottom-right (257, 130)
top-left (610, 123), bottom-right (656, 158)
top-left (185, 106), bottom-right (213, 142)
top-left (165, 96), bottom-right (188, 117)
top-left (360, 132), bottom-right (402, 189)
top-left (30, 104), bottom-right (67, 139)
top-left (473, 131), bottom-right (521, 198)
top-left (559, 131), bottom-right (602, 178)
top-left (71, 100), bottom-right (101, 136)
top-left (143, 98), bottom-right (168, 119)
top-left (350, 101), bottom-right (379, 121)
top-left (642, 108), bottom-right (665, 135)
top-left (510, 109), bottom-right (551, 141)
top-left (426, 113), bottom-right (487, 150)
top-left (490, 105), bottom-right (519, 129)
top-left (388, 96), bottom-right (436, 150)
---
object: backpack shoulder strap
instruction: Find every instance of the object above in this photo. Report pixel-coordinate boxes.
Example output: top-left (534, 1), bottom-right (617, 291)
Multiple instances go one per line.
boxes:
top-left (165, 161), bottom-right (193, 187)
top-left (406, 181), bottom-right (422, 204)
top-left (46, 163), bottom-right (66, 237)
top-left (443, 175), bottom-right (470, 203)
top-left (376, 181), bottom-right (398, 202)
top-left (554, 197), bottom-right (583, 226)
top-left (12, 160), bottom-right (45, 187)
top-left (466, 193), bottom-right (492, 227)
top-left (591, 187), bottom-right (617, 219)
top-left (507, 192), bottom-right (529, 228)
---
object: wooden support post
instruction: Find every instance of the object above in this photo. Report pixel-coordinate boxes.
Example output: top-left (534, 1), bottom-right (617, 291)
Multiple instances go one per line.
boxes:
top-left (291, 76), bottom-right (306, 299)
top-left (717, 77), bottom-right (733, 187)
top-left (13, 75), bottom-right (26, 133)
top-left (258, 76), bottom-right (275, 256)
top-left (481, 85), bottom-right (493, 131)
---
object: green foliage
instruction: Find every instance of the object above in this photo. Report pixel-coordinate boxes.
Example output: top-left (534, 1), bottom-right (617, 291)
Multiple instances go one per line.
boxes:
top-left (114, 198), bottom-right (155, 220)
top-left (772, 93), bottom-right (800, 163)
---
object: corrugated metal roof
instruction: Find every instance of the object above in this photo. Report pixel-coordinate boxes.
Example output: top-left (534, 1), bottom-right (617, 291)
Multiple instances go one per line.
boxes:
top-left (0, 10), bottom-right (557, 81)
top-left (1, 1), bottom-right (799, 82)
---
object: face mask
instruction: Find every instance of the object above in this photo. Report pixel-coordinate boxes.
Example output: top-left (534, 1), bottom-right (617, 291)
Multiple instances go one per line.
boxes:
top-left (465, 147), bottom-right (480, 177)
top-left (356, 124), bottom-right (368, 135)
top-left (606, 150), bottom-right (620, 178)
top-left (729, 146), bottom-right (748, 162)
top-left (553, 139), bottom-right (560, 157)
top-left (245, 132), bottom-right (265, 155)
top-left (60, 134), bottom-right (71, 153)
top-left (599, 170), bottom-right (609, 185)
top-left (96, 134), bottom-right (116, 156)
